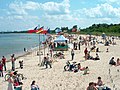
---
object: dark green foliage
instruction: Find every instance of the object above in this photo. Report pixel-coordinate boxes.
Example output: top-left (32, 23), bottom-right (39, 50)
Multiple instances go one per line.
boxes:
top-left (80, 23), bottom-right (120, 36)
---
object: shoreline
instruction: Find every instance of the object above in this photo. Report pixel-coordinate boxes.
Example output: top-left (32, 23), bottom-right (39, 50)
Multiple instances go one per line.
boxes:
top-left (6, 44), bottom-right (48, 62)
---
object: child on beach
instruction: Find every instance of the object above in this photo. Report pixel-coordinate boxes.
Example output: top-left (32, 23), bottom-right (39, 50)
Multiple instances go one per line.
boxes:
top-left (116, 58), bottom-right (120, 66)
top-left (106, 48), bottom-right (109, 52)
top-left (83, 66), bottom-right (89, 75)
top-left (44, 56), bottom-right (52, 68)
top-left (96, 77), bottom-right (111, 90)
top-left (19, 60), bottom-right (23, 69)
top-left (96, 77), bottom-right (104, 86)
top-left (77, 63), bottom-right (86, 71)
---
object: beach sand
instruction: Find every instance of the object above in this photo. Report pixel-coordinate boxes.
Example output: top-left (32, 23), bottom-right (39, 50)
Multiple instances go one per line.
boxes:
top-left (0, 35), bottom-right (120, 90)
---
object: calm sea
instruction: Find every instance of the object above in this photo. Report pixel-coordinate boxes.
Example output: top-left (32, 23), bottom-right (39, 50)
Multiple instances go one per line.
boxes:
top-left (0, 33), bottom-right (46, 59)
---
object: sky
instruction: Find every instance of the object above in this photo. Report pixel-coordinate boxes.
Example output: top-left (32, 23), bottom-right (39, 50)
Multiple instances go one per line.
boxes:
top-left (0, 0), bottom-right (120, 31)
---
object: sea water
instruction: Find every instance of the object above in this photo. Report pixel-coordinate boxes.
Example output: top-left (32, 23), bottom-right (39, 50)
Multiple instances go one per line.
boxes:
top-left (0, 33), bottom-right (46, 59)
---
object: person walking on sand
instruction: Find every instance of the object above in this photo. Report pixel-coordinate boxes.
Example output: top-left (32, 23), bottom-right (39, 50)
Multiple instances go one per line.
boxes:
top-left (78, 41), bottom-right (81, 50)
top-left (71, 49), bottom-right (75, 60)
top-left (2, 56), bottom-right (7, 71)
top-left (11, 54), bottom-right (16, 71)
top-left (84, 48), bottom-right (88, 60)
top-left (0, 61), bottom-right (3, 77)
top-left (44, 55), bottom-right (52, 68)
top-left (31, 81), bottom-right (40, 90)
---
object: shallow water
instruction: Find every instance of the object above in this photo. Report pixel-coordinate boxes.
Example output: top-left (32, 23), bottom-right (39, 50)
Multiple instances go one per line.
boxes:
top-left (0, 33), bottom-right (46, 59)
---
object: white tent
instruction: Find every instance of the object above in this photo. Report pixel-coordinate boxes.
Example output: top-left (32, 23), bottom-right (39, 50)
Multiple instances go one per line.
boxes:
top-left (54, 35), bottom-right (68, 42)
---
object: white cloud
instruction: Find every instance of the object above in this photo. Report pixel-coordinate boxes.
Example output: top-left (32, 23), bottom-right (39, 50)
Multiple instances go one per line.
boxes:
top-left (44, 14), bottom-right (77, 21)
top-left (101, 0), bottom-right (120, 5)
top-left (104, 0), bottom-right (119, 2)
top-left (8, 0), bottom-right (70, 16)
top-left (79, 3), bottom-right (120, 18)
top-left (3, 0), bottom-right (120, 31)
top-left (9, 1), bottom-right (28, 15)
top-left (5, 0), bottom-right (72, 30)
top-left (42, 2), bottom-right (69, 15)
top-left (24, 1), bottom-right (40, 10)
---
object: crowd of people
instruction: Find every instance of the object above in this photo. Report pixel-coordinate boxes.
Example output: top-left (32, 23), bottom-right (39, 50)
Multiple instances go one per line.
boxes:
top-left (0, 34), bottom-right (120, 90)
top-left (109, 57), bottom-right (120, 66)
top-left (87, 77), bottom-right (111, 90)
top-left (68, 34), bottom-right (119, 90)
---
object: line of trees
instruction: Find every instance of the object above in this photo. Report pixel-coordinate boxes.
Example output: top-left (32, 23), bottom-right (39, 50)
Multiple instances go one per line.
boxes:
top-left (80, 23), bottom-right (120, 33)
top-left (1, 23), bottom-right (120, 35)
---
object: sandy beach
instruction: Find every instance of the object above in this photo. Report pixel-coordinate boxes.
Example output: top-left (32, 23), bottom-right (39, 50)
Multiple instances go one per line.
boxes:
top-left (0, 35), bottom-right (120, 90)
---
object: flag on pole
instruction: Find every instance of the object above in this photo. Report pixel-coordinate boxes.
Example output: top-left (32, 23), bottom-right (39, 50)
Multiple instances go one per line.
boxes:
top-left (47, 28), bottom-right (50, 33)
top-left (36, 26), bottom-right (44, 33)
top-left (28, 25), bottom-right (39, 33)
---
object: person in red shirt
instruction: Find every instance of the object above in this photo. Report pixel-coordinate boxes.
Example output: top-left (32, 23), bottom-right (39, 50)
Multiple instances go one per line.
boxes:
top-left (2, 56), bottom-right (6, 71)
top-left (0, 61), bottom-right (3, 77)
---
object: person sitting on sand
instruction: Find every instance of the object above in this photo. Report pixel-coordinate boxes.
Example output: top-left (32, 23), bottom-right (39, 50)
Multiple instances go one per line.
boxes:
top-left (96, 77), bottom-right (104, 86)
top-left (94, 53), bottom-right (100, 60)
top-left (90, 46), bottom-right (96, 52)
top-left (31, 81), bottom-right (40, 90)
top-left (105, 41), bottom-right (109, 46)
top-left (87, 52), bottom-right (94, 60)
top-left (87, 82), bottom-right (98, 90)
top-left (96, 77), bottom-right (111, 90)
top-left (109, 57), bottom-right (116, 66)
top-left (83, 66), bottom-right (89, 75)
top-left (13, 79), bottom-right (19, 88)
top-left (77, 63), bottom-right (86, 71)
top-left (116, 58), bottom-right (120, 66)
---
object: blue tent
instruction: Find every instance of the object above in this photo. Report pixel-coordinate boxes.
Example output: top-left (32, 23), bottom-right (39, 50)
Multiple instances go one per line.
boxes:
top-left (54, 35), bottom-right (68, 42)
